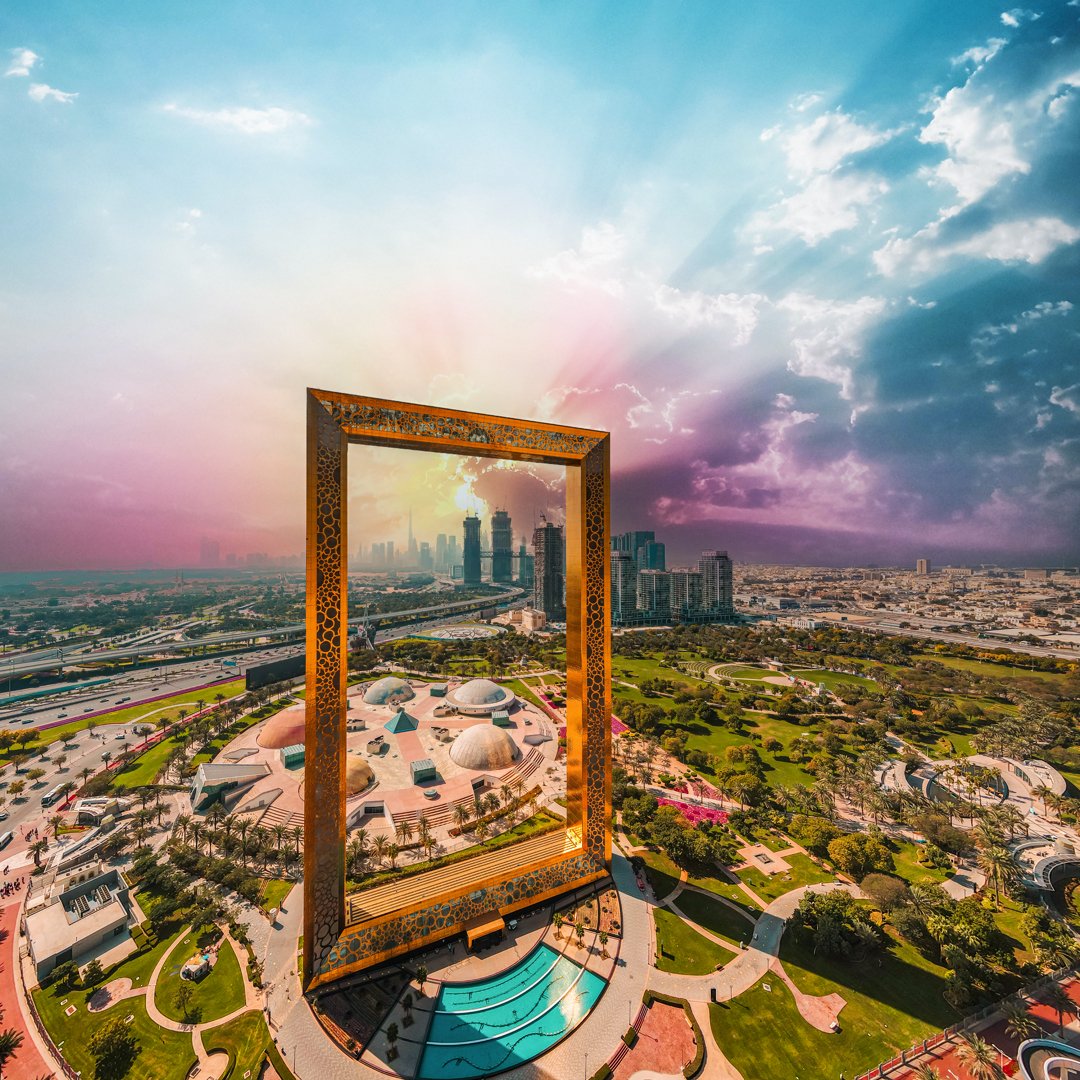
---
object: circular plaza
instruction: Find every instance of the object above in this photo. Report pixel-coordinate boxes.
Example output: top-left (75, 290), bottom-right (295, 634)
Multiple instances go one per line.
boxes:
top-left (207, 676), bottom-right (559, 845)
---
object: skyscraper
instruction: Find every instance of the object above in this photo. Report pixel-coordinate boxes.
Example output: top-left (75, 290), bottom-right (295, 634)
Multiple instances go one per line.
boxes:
top-left (517, 537), bottom-right (534, 588)
top-left (612, 530), bottom-right (655, 567)
top-left (610, 551), bottom-right (637, 624)
top-left (199, 538), bottom-right (220, 567)
top-left (463, 515), bottom-right (482, 586)
top-left (636, 539), bottom-right (666, 571)
top-left (670, 568), bottom-right (703, 619)
top-left (491, 509), bottom-right (513, 583)
top-left (916, 558), bottom-right (931, 575)
top-left (636, 569), bottom-right (672, 621)
top-left (699, 550), bottom-right (734, 616)
top-left (533, 520), bottom-right (565, 620)
top-left (435, 533), bottom-right (448, 572)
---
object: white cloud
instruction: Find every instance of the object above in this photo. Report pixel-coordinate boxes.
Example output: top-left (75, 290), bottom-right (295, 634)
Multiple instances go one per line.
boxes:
top-left (875, 216), bottom-right (1080, 276)
top-left (920, 85), bottom-right (1028, 204)
top-left (1000, 8), bottom-right (1040, 27)
top-left (528, 222), bottom-right (626, 296)
top-left (5, 47), bottom-right (39, 77)
top-left (771, 110), bottom-right (896, 177)
top-left (952, 39), bottom-right (1006, 67)
top-left (777, 292), bottom-right (888, 399)
top-left (1049, 384), bottom-right (1080, 414)
top-left (651, 285), bottom-right (764, 345)
top-left (791, 91), bottom-right (824, 113)
top-left (751, 171), bottom-right (889, 245)
top-left (28, 83), bottom-right (77, 104)
top-left (163, 103), bottom-right (312, 134)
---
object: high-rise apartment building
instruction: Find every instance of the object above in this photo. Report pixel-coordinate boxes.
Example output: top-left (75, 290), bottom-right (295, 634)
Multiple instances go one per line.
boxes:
top-left (386, 540), bottom-right (395, 568)
top-left (612, 531), bottom-right (655, 567)
top-left (611, 552), bottom-right (637, 623)
top-left (435, 533), bottom-right (448, 572)
top-left (699, 550), bottom-right (734, 616)
top-left (463, 515), bottom-right (482, 587)
top-left (419, 541), bottom-right (433, 571)
top-left (199, 538), bottom-right (220, 567)
top-left (916, 558), bottom-right (931, 575)
top-left (636, 569), bottom-right (672, 621)
top-left (533, 521), bottom-right (565, 620)
top-left (670, 568), bottom-right (703, 619)
top-left (491, 509), bottom-right (514, 583)
top-left (636, 539), bottom-right (666, 571)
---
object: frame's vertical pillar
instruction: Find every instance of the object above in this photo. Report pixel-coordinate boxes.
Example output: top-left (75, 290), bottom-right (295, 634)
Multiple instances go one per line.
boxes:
top-left (304, 393), bottom-right (348, 987)
top-left (565, 437), bottom-right (611, 865)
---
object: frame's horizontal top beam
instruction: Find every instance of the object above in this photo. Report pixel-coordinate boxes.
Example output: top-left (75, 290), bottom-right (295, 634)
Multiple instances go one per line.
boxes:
top-left (309, 388), bottom-right (606, 464)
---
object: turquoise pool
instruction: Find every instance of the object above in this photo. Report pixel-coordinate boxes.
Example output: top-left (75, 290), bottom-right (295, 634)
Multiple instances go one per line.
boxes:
top-left (415, 942), bottom-right (606, 1079)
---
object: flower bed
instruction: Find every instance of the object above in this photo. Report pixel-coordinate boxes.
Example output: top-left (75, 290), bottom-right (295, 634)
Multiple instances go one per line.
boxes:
top-left (610, 716), bottom-right (629, 735)
top-left (658, 798), bottom-right (728, 827)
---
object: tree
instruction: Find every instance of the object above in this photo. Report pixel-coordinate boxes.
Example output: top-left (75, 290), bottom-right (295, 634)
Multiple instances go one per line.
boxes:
top-left (0, 1028), bottom-right (24, 1072)
top-left (7, 780), bottom-right (25, 797)
top-left (26, 768), bottom-right (45, 784)
top-left (977, 845), bottom-right (1019, 905)
top-left (50, 960), bottom-right (81, 991)
top-left (386, 1021), bottom-right (399, 1061)
top-left (1043, 981), bottom-right (1078, 1036)
top-left (29, 838), bottom-right (48, 867)
top-left (82, 958), bottom-right (105, 987)
top-left (575, 921), bottom-right (586, 949)
top-left (49, 813), bottom-right (65, 838)
top-left (599, 930), bottom-right (609, 959)
top-left (956, 1034), bottom-right (1003, 1080)
top-left (1001, 1000), bottom-right (1038, 1043)
top-left (827, 832), bottom-right (894, 879)
top-left (174, 980), bottom-right (194, 1022)
top-left (553, 912), bottom-right (564, 939)
top-left (860, 873), bottom-right (911, 913)
top-left (89, 1014), bottom-right (141, 1080)
top-left (415, 964), bottom-right (428, 995)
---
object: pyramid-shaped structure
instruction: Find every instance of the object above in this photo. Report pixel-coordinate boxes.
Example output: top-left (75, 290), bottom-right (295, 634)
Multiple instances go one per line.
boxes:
top-left (384, 708), bottom-right (419, 734)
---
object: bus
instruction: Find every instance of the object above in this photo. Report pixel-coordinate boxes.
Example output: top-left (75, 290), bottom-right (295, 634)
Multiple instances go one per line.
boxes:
top-left (0, 832), bottom-right (12, 850)
top-left (41, 786), bottom-right (65, 808)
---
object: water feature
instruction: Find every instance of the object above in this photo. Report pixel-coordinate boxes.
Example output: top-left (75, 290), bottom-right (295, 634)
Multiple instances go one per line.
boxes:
top-left (415, 942), bottom-right (606, 1079)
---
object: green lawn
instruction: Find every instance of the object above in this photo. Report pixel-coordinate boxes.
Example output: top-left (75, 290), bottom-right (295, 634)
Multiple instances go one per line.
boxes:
top-left (34, 981), bottom-right (197, 1080)
top-left (2, 680), bottom-right (246, 761)
top-left (261, 878), bottom-right (294, 913)
top-left (736, 854), bottom-right (835, 902)
top-left (611, 655), bottom-right (711, 688)
top-left (639, 848), bottom-right (683, 901)
top-left (111, 732), bottom-right (187, 789)
top-left (715, 665), bottom-right (777, 682)
top-left (914, 652), bottom-right (1069, 683)
top-left (789, 668), bottom-right (881, 694)
top-left (155, 934), bottom-right (247, 1024)
top-left (653, 907), bottom-right (734, 974)
top-left (201, 1010), bottom-right (269, 1080)
top-left (673, 889), bottom-right (756, 948)
top-left (888, 839), bottom-right (951, 886)
top-left (711, 919), bottom-right (958, 1079)
top-left (685, 868), bottom-right (763, 912)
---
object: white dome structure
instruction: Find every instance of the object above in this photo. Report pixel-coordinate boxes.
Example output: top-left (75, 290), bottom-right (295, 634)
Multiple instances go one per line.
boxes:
top-left (362, 676), bottom-right (415, 706)
top-left (445, 678), bottom-right (515, 716)
top-left (449, 725), bottom-right (521, 771)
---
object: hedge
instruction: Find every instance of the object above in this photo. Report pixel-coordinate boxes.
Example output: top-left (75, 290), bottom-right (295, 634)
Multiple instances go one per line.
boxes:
top-left (588, 1066), bottom-right (612, 1080)
top-left (622, 1026), bottom-right (637, 1047)
top-left (641, 990), bottom-right (705, 1079)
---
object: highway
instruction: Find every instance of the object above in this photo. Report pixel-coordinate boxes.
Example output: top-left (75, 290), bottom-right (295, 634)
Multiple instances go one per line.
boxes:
top-left (1, 584), bottom-right (524, 678)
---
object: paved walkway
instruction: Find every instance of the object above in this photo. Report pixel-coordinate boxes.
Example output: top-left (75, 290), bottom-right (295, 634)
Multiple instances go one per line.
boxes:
top-left (143, 923), bottom-right (265, 1079)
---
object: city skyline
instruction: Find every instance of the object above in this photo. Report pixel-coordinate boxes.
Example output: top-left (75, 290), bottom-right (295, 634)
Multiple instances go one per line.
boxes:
top-left (3, 1), bottom-right (1080, 571)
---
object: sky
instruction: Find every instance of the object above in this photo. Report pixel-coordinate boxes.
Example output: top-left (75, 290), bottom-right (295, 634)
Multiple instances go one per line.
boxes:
top-left (2, 1), bottom-right (1080, 570)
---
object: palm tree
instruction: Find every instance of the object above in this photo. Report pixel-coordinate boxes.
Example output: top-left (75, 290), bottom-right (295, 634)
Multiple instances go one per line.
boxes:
top-left (910, 1064), bottom-right (941, 1080)
top-left (48, 813), bottom-right (64, 838)
top-left (415, 964), bottom-right (428, 995)
top-left (453, 803), bottom-right (471, 831)
top-left (29, 838), bottom-right (48, 867)
top-left (372, 834), bottom-right (390, 868)
top-left (598, 930), bottom-right (609, 959)
top-left (291, 825), bottom-right (303, 854)
top-left (977, 845), bottom-right (1019, 905)
top-left (396, 819), bottom-right (413, 847)
top-left (387, 843), bottom-right (400, 869)
top-left (553, 912), bottom-right (564, 940)
top-left (956, 1034), bottom-right (1004, 1080)
top-left (1043, 981), bottom-right (1078, 1036)
top-left (1032, 785), bottom-right (1052, 815)
top-left (0, 1028), bottom-right (25, 1071)
top-left (500, 783), bottom-right (514, 810)
top-left (1001, 1000), bottom-right (1039, 1043)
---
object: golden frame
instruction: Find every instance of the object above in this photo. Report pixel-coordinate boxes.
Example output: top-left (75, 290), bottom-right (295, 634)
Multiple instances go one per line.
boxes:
top-left (304, 388), bottom-right (611, 989)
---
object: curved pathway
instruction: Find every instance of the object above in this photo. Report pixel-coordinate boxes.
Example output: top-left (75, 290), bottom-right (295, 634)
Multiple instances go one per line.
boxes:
top-left (143, 924), bottom-right (264, 1078)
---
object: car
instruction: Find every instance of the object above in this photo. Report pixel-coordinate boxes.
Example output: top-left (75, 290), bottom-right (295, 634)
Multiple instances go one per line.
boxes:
top-left (58, 712), bottom-right (67, 718)
top-left (114, 732), bottom-right (126, 740)
top-left (84, 707), bottom-right (93, 712)
top-left (0, 812), bottom-right (8, 822)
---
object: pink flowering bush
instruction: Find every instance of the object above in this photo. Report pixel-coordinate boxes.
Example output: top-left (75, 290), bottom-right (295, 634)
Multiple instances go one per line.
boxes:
top-left (658, 798), bottom-right (728, 827)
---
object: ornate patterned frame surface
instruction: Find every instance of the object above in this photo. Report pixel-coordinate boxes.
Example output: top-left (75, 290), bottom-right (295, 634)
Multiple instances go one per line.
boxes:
top-left (304, 388), bottom-right (611, 988)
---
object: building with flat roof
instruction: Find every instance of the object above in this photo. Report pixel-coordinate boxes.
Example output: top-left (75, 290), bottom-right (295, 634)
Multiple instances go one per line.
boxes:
top-left (25, 868), bottom-right (135, 981)
top-left (533, 520), bottom-right (565, 620)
